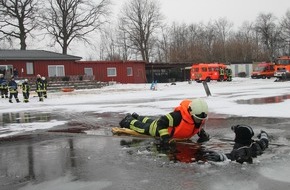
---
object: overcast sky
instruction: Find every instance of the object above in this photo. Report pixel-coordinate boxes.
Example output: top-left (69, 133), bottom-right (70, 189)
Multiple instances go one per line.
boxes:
top-left (113, 0), bottom-right (290, 28)
top-left (31, 0), bottom-right (290, 59)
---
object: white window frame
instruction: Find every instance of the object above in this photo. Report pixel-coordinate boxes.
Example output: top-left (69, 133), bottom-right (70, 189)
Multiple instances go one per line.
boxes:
top-left (127, 67), bottom-right (133, 76)
top-left (48, 65), bottom-right (65, 77)
top-left (107, 67), bottom-right (117, 77)
top-left (26, 62), bottom-right (34, 75)
top-left (84, 68), bottom-right (93, 76)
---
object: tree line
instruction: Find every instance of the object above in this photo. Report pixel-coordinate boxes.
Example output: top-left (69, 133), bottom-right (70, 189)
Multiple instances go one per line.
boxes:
top-left (1, 0), bottom-right (290, 63)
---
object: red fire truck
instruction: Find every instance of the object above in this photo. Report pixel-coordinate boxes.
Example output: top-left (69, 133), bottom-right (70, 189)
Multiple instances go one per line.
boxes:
top-left (274, 56), bottom-right (290, 81)
top-left (251, 62), bottom-right (275, 79)
top-left (190, 63), bottom-right (232, 82)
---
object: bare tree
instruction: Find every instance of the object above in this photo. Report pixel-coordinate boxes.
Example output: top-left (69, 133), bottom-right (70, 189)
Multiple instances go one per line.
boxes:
top-left (40, 0), bottom-right (111, 55)
top-left (116, 28), bottom-right (132, 61)
top-left (214, 17), bottom-right (233, 62)
top-left (201, 22), bottom-right (216, 62)
top-left (155, 26), bottom-right (170, 62)
top-left (119, 0), bottom-right (163, 62)
top-left (280, 10), bottom-right (290, 55)
top-left (226, 21), bottom-right (263, 62)
top-left (168, 23), bottom-right (190, 62)
top-left (255, 13), bottom-right (282, 60)
top-left (0, 0), bottom-right (39, 50)
top-left (99, 27), bottom-right (124, 61)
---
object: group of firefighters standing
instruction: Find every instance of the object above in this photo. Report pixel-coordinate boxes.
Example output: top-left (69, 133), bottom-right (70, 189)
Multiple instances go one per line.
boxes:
top-left (0, 74), bottom-right (47, 103)
top-left (219, 67), bottom-right (232, 81)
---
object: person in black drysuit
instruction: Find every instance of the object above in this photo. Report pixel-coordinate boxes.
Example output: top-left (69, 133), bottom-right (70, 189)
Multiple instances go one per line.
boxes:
top-left (204, 124), bottom-right (269, 164)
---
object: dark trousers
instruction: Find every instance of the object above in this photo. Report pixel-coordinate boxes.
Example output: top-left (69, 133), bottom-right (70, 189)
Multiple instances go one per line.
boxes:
top-left (9, 92), bottom-right (20, 102)
top-left (37, 92), bottom-right (43, 101)
top-left (23, 92), bottom-right (30, 102)
top-left (130, 116), bottom-right (158, 136)
top-left (1, 89), bottom-right (8, 98)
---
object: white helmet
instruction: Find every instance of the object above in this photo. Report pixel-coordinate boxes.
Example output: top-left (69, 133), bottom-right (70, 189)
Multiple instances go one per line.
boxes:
top-left (188, 98), bottom-right (208, 121)
top-left (41, 77), bottom-right (46, 80)
top-left (24, 79), bottom-right (28, 82)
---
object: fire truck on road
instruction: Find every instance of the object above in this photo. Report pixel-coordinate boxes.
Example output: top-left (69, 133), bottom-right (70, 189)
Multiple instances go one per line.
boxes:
top-left (274, 56), bottom-right (290, 81)
top-left (190, 63), bottom-right (232, 83)
top-left (251, 62), bottom-right (275, 79)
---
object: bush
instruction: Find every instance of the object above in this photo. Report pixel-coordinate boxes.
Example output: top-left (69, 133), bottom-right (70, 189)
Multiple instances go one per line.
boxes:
top-left (238, 72), bottom-right (247, 77)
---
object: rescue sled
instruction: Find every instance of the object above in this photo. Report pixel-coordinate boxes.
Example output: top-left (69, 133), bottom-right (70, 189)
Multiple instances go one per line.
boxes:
top-left (111, 127), bottom-right (189, 142)
top-left (112, 127), bottom-right (150, 138)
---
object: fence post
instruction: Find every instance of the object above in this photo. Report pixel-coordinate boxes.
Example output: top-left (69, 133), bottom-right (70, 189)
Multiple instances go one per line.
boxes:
top-left (202, 81), bottom-right (212, 96)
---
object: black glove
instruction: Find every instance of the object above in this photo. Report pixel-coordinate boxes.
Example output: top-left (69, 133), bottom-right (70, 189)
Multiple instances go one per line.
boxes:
top-left (132, 112), bottom-right (139, 119)
top-left (203, 150), bottom-right (228, 162)
top-left (197, 129), bottom-right (210, 143)
top-left (155, 137), bottom-right (175, 151)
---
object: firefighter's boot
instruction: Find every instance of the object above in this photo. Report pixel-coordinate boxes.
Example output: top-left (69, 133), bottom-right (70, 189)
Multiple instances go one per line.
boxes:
top-left (119, 114), bottom-right (134, 128)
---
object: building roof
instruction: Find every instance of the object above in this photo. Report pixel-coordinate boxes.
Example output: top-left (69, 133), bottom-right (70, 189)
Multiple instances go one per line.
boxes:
top-left (0, 49), bottom-right (82, 61)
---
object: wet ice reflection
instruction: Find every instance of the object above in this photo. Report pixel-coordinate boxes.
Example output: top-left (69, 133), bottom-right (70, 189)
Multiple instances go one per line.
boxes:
top-left (237, 94), bottom-right (290, 104)
top-left (0, 111), bottom-right (290, 190)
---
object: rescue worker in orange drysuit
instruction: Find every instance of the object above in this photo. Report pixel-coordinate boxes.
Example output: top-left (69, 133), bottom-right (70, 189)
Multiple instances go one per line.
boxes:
top-left (119, 98), bottom-right (210, 147)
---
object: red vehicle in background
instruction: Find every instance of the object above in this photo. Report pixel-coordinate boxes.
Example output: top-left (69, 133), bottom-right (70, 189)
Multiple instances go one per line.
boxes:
top-left (274, 56), bottom-right (290, 81)
top-left (190, 63), bottom-right (232, 82)
top-left (251, 62), bottom-right (275, 79)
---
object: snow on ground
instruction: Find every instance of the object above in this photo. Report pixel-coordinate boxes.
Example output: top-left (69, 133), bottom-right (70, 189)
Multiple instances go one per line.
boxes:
top-left (1, 77), bottom-right (290, 137)
top-left (1, 77), bottom-right (290, 117)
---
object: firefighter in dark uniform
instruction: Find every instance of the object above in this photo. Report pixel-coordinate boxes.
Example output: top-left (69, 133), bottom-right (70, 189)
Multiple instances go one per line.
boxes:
top-left (0, 74), bottom-right (9, 98)
top-left (22, 79), bottom-right (30, 103)
top-left (219, 67), bottom-right (225, 81)
top-left (119, 98), bottom-right (210, 147)
top-left (204, 124), bottom-right (269, 164)
top-left (225, 68), bottom-right (232, 81)
top-left (36, 74), bottom-right (44, 102)
top-left (8, 76), bottom-right (20, 103)
top-left (42, 77), bottom-right (48, 98)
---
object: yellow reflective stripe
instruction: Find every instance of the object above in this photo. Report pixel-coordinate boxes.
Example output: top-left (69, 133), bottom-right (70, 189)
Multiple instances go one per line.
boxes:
top-left (159, 129), bottom-right (169, 137)
top-left (166, 113), bottom-right (174, 126)
top-left (130, 120), bottom-right (145, 133)
top-left (149, 120), bottom-right (158, 136)
top-left (142, 117), bottom-right (149, 123)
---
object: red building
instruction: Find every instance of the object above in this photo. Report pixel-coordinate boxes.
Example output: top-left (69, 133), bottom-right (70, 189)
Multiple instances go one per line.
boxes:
top-left (77, 61), bottom-right (146, 83)
top-left (0, 50), bottom-right (146, 83)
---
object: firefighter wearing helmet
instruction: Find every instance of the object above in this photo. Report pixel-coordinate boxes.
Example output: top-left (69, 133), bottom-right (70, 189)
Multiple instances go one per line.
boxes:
top-left (35, 74), bottom-right (44, 101)
top-left (41, 76), bottom-right (48, 98)
top-left (119, 98), bottom-right (210, 147)
top-left (22, 79), bottom-right (30, 103)
top-left (0, 73), bottom-right (9, 98)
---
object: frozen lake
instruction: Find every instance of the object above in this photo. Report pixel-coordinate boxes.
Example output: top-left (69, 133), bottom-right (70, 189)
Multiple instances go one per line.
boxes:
top-left (1, 78), bottom-right (290, 189)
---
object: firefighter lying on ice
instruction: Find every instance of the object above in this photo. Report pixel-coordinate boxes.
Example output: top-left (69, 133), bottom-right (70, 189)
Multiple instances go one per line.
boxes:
top-left (119, 98), bottom-right (210, 147)
top-left (204, 124), bottom-right (269, 164)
